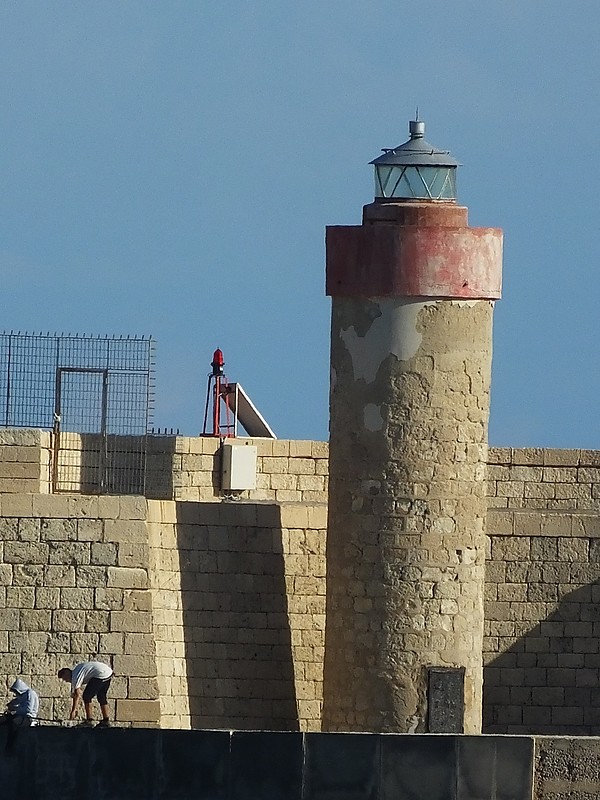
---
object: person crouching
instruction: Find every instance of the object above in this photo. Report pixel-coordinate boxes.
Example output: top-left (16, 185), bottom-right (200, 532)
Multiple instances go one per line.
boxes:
top-left (58, 661), bottom-right (113, 728)
top-left (0, 678), bottom-right (40, 751)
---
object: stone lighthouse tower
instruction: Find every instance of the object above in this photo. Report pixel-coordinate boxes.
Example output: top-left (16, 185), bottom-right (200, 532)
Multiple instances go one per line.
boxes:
top-left (322, 118), bottom-right (502, 734)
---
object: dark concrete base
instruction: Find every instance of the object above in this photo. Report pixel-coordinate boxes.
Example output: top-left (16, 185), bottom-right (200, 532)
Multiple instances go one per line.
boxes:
top-left (0, 727), bottom-right (534, 800)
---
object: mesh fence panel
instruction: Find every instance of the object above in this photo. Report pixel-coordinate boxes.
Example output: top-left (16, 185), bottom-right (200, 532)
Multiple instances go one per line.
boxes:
top-left (0, 333), bottom-right (155, 494)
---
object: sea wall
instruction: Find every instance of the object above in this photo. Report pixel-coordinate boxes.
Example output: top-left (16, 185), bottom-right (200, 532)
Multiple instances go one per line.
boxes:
top-left (0, 728), bottom-right (535, 800)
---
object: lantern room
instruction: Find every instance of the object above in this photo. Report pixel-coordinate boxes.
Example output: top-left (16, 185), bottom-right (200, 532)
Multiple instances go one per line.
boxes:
top-left (370, 118), bottom-right (459, 202)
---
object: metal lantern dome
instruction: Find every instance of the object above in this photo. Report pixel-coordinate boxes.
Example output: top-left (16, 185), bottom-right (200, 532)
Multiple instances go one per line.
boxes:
top-left (370, 118), bottom-right (459, 202)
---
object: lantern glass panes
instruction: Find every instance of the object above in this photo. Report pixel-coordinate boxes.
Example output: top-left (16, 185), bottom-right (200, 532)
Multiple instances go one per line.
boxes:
top-left (375, 164), bottom-right (456, 201)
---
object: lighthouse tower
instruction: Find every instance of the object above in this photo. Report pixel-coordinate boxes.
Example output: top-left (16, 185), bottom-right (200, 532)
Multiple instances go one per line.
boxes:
top-left (322, 119), bottom-right (502, 734)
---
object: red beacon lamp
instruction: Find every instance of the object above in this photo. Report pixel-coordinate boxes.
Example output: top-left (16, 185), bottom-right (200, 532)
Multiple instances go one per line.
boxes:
top-left (202, 348), bottom-right (233, 437)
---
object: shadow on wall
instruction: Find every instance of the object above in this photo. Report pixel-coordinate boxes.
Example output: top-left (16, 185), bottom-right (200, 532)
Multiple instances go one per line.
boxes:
top-left (145, 436), bottom-right (177, 499)
top-left (484, 581), bottom-right (600, 735)
top-left (55, 433), bottom-right (148, 495)
top-left (175, 502), bottom-right (299, 731)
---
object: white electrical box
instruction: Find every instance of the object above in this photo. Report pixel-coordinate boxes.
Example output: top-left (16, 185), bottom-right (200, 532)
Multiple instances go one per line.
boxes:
top-left (221, 443), bottom-right (257, 490)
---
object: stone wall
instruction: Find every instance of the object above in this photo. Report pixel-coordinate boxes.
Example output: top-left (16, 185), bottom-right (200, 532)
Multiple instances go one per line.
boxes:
top-left (0, 429), bottom-right (51, 495)
top-left (1, 432), bottom-right (600, 735)
top-left (147, 500), bottom-right (190, 728)
top-left (2, 433), bottom-right (599, 515)
top-left (0, 494), bottom-right (160, 726)
top-left (147, 500), bottom-right (326, 731)
top-left (146, 436), bottom-right (328, 503)
top-left (0, 492), bottom-right (327, 731)
top-left (534, 736), bottom-right (600, 799)
top-left (484, 508), bottom-right (600, 734)
top-left (488, 448), bottom-right (600, 511)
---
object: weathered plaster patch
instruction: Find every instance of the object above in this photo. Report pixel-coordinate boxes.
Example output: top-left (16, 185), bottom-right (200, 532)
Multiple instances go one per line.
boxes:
top-left (339, 298), bottom-right (438, 383)
top-left (450, 299), bottom-right (482, 308)
top-left (364, 404), bottom-right (384, 431)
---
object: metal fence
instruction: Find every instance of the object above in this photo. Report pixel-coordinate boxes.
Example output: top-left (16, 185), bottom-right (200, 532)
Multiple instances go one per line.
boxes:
top-left (0, 332), bottom-right (155, 495)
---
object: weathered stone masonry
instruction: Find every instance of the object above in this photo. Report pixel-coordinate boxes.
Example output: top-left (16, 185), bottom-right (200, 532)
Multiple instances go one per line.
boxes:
top-left (0, 493), bottom-right (160, 726)
top-left (0, 433), bottom-right (599, 733)
top-left (323, 199), bottom-right (503, 734)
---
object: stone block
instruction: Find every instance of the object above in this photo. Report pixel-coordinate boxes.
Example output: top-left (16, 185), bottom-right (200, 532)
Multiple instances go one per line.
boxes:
top-left (0, 493), bottom-right (34, 517)
top-left (46, 632), bottom-right (70, 653)
top-left (123, 590), bottom-right (152, 612)
top-left (107, 567), bottom-right (148, 589)
top-left (524, 482), bottom-right (555, 499)
top-left (77, 518), bottom-right (104, 541)
top-left (288, 440), bottom-right (313, 458)
top-left (60, 587), bottom-right (94, 608)
top-left (307, 505), bottom-right (328, 530)
top-left (49, 541), bottom-right (90, 565)
top-left (506, 448), bottom-right (541, 466)
top-left (52, 609), bottom-right (86, 632)
top-left (279, 505), bottom-right (309, 529)
top-left (261, 456), bottom-right (290, 475)
top-left (70, 632), bottom-right (100, 653)
top-left (95, 588), bottom-right (125, 611)
top-left (32, 494), bottom-right (71, 518)
top-left (311, 441), bottom-right (328, 458)
top-left (510, 466), bottom-right (543, 482)
top-left (555, 483), bottom-right (592, 500)
top-left (110, 611), bottom-right (152, 633)
top-left (0, 461), bottom-right (40, 479)
top-left (44, 565), bottom-right (76, 587)
top-left (104, 519), bottom-right (148, 543)
top-left (85, 611), bottom-right (110, 633)
top-left (4, 541), bottom-right (49, 564)
top-left (270, 440), bottom-right (290, 456)
top-left (17, 518), bottom-right (41, 542)
top-left (75, 566), bottom-right (107, 587)
top-left (0, 429), bottom-right (43, 446)
top-left (540, 514), bottom-right (572, 536)
top-left (116, 698), bottom-right (160, 722)
top-left (0, 518), bottom-right (19, 541)
top-left (124, 633), bottom-right (156, 655)
top-left (6, 586), bottom-right (35, 608)
top-left (114, 654), bottom-right (157, 677)
top-left (488, 447), bottom-right (510, 465)
top-left (99, 632), bottom-right (125, 654)
top-left (128, 677), bottom-right (159, 700)
top-left (118, 496), bottom-right (147, 520)
top-left (486, 510), bottom-right (513, 535)
top-left (91, 542), bottom-right (118, 565)
top-left (543, 449), bottom-right (581, 466)
top-left (35, 586), bottom-right (60, 609)
top-left (491, 537), bottom-right (530, 561)
top-left (97, 496), bottom-right (120, 519)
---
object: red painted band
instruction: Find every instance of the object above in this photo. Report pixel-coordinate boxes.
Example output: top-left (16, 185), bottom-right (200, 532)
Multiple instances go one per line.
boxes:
top-left (326, 224), bottom-right (503, 299)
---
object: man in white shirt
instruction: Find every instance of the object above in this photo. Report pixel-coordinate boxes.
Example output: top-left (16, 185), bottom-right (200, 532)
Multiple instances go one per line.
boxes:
top-left (58, 661), bottom-right (113, 727)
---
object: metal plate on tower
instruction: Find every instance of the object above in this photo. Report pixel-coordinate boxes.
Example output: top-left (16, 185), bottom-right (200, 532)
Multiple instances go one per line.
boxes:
top-left (427, 666), bottom-right (465, 733)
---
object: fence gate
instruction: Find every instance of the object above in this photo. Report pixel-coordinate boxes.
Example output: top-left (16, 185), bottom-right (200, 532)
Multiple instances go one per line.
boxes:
top-left (53, 367), bottom-right (109, 494)
top-left (0, 332), bottom-right (154, 495)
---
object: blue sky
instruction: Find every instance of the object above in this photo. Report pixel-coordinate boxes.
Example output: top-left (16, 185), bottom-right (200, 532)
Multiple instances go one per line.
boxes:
top-left (1, 2), bottom-right (598, 446)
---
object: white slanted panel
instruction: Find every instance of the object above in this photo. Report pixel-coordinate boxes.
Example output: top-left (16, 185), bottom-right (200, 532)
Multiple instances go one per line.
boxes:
top-left (227, 383), bottom-right (277, 439)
